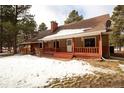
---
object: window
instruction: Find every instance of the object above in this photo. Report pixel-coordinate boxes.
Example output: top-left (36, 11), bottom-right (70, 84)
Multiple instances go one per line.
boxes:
top-left (84, 38), bottom-right (95, 47)
top-left (54, 41), bottom-right (59, 48)
top-left (56, 41), bottom-right (59, 48)
top-left (39, 43), bottom-right (42, 48)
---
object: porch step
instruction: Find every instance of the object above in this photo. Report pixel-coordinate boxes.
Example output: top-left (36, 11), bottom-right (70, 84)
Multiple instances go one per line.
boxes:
top-left (43, 52), bottom-right (54, 55)
top-left (53, 52), bottom-right (73, 59)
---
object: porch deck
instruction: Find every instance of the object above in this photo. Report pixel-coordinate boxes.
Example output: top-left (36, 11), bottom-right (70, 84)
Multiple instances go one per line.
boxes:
top-left (54, 52), bottom-right (73, 59)
top-left (34, 47), bottom-right (100, 59)
top-left (20, 46), bottom-right (101, 59)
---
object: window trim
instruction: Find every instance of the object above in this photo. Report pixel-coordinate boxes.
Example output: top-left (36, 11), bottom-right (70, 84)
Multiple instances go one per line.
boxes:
top-left (66, 39), bottom-right (72, 46)
top-left (84, 37), bottom-right (96, 47)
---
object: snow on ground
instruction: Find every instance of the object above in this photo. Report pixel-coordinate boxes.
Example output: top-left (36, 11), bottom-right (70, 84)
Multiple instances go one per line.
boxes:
top-left (0, 55), bottom-right (115, 88)
top-left (119, 64), bottom-right (124, 71)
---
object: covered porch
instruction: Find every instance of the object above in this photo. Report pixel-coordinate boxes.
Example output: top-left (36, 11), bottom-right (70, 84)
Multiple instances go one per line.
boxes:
top-left (36, 31), bottom-right (110, 59)
top-left (19, 42), bottom-right (42, 55)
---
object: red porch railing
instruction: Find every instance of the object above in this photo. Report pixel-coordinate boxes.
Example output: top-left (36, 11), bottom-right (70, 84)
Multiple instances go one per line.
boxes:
top-left (34, 47), bottom-right (99, 56)
top-left (43, 47), bottom-right (99, 53)
top-left (74, 47), bottom-right (99, 53)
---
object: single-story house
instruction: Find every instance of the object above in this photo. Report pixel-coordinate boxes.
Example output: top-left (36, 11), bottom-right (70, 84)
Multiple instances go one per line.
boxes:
top-left (19, 14), bottom-right (112, 59)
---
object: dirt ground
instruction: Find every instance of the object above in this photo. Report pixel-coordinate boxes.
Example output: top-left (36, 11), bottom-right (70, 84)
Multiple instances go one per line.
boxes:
top-left (43, 58), bottom-right (124, 88)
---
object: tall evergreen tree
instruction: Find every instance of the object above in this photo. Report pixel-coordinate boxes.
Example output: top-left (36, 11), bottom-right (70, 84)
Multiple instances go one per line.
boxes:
top-left (0, 5), bottom-right (3, 53)
top-left (64, 10), bottom-right (83, 24)
top-left (13, 5), bottom-right (32, 54)
top-left (18, 17), bottom-right (37, 42)
top-left (38, 22), bottom-right (47, 31)
top-left (0, 5), bottom-right (14, 52)
top-left (111, 5), bottom-right (124, 51)
top-left (0, 5), bottom-right (33, 54)
top-left (0, 5), bottom-right (14, 53)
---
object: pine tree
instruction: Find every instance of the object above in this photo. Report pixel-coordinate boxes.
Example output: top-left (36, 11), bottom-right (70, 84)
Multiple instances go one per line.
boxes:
top-left (13, 5), bottom-right (32, 54)
top-left (38, 22), bottom-right (47, 31)
top-left (0, 5), bottom-right (33, 54)
top-left (64, 10), bottom-right (83, 24)
top-left (111, 5), bottom-right (124, 51)
top-left (18, 17), bottom-right (36, 42)
top-left (0, 5), bottom-right (3, 53)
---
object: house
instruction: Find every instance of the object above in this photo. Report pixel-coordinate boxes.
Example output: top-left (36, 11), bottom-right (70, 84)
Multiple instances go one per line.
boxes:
top-left (19, 14), bottom-right (111, 59)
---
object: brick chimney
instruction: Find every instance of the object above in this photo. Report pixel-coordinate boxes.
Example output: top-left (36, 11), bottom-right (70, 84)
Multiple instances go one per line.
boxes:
top-left (51, 21), bottom-right (58, 32)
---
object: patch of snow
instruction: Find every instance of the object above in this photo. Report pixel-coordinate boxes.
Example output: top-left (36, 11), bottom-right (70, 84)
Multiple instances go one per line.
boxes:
top-left (40, 28), bottom-right (91, 41)
top-left (119, 64), bottom-right (124, 71)
top-left (0, 55), bottom-right (115, 88)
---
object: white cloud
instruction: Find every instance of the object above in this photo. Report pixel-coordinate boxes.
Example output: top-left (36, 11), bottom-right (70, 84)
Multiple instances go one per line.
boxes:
top-left (30, 6), bottom-right (58, 29)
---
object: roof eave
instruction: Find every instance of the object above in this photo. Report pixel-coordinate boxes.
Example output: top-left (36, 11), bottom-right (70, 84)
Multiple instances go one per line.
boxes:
top-left (39, 30), bottom-right (106, 41)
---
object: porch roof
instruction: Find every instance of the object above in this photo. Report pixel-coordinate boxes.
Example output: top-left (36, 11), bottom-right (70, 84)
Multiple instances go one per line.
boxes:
top-left (20, 42), bottom-right (39, 45)
top-left (38, 28), bottom-right (106, 41)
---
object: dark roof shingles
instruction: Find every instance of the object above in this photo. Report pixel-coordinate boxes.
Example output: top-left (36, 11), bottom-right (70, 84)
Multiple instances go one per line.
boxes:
top-left (24, 14), bottom-right (110, 43)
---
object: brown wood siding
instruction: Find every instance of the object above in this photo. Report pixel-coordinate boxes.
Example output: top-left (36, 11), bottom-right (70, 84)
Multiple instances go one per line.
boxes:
top-left (59, 39), bottom-right (66, 48)
top-left (96, 36), bottom-right (99, 47)
top-left (51, 41), bottom-right (54, 48)
top-left (102, 34), bottom-right (110, 58)
top-left (47, 41), bottom-right (54, 48)
top-left (74, 37), bottom-right (83, 47)
top-left (102, 35), bottom-right (108, 46)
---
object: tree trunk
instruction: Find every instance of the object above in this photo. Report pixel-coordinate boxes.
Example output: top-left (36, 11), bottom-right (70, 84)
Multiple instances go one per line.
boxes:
top-left (0, 5), bottom-right (3, 53)
top-left (13, 33), bottom-right (17, 54)
top-left (7, 41), bottom-right (11, 53)
top-left (13, 5), bottom-right (18, 54)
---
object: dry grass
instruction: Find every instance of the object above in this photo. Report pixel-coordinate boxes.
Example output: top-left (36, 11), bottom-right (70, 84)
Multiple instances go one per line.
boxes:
top-left (72, 58), bottom-right (124, 73)
top-left (43, 58), bottom-right (124, 88)
top-left (87, 60), bottom-right (120, 70)
top-left (44, 73), bottom-right (124, 88)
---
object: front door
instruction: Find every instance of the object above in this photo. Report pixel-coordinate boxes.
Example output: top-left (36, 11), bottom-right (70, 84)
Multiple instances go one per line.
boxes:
top-left (66, 39), bottom-right (72, 52)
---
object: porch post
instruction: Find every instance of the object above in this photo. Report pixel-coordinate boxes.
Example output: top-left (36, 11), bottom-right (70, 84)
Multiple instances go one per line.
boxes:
top-left (99, 33), bottom-right (102, 59)
top-left (72, 38), bottom-right (75, 54)
top-left (55, 40), bottom-right (57, 52)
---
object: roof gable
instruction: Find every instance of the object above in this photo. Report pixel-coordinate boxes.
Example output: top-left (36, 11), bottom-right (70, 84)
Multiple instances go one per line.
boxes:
top-left (57, 14), bottom-right (110, 31)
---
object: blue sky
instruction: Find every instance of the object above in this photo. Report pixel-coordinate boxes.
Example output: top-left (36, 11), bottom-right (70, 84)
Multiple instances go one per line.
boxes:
top-left (30, 5), bottom-right (115, 28)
